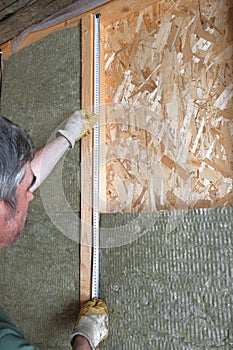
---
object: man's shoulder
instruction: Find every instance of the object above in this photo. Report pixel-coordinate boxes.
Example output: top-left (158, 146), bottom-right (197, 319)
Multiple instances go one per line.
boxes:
top-left (0, 306), bottom-right (35, 349)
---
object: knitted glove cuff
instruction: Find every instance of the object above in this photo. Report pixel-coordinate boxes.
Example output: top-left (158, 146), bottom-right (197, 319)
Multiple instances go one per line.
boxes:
top-left (57, 110), bottom-right (98, 149)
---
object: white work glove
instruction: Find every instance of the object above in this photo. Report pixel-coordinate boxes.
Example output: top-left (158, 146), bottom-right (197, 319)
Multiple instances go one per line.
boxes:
top-left (57, 110), bottom-right (98, 148)
top-left (70, 298), bottom-right (109, 349)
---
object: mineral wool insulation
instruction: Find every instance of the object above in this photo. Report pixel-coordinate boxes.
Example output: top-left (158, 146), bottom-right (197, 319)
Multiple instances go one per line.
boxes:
top-left (100, 207), bottom-right (233, 350)
top-left (0, 26), bottom-right (81, 350)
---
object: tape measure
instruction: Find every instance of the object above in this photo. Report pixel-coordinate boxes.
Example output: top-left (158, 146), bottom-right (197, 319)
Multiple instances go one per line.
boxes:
top-left (92, 13), bottom-right (101, 298)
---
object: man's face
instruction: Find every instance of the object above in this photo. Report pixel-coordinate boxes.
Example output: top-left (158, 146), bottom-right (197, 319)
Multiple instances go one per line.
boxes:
top-left (0, 162), bottom-right (35, 249)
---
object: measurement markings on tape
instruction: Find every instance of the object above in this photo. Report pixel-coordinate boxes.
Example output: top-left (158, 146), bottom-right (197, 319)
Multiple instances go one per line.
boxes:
top-left (92, 13), bottom-right (101, 298)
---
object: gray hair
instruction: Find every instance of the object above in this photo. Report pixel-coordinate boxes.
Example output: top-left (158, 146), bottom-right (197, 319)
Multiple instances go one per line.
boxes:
top-left (0, 116), bottom-right (34, 216)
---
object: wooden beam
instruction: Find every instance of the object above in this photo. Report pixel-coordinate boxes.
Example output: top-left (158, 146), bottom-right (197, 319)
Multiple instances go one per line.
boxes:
top-left (0, 0), bottom-right (77, 45)
top-left (80, 13), bottom-right (94, 305)
top-left (93, 0), bottom-right (157, 26)
top-left (0, 0), bottom-right (112, 46)
top-left (0, 0), bottom-right (156, 58)
top-left (0, 16), bottom-right (82, 59)
top-left (99, 22), bottom-right (107, 213)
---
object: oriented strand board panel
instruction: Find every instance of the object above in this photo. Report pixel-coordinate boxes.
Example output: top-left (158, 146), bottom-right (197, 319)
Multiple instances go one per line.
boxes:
top-left (103, 0), bottom-right (233, 212)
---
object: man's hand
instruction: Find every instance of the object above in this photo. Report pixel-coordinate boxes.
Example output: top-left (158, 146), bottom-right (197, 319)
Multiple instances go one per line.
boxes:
top-left (57, 110), bottom-right (98, 148)
top-left (70, 298), bottom-right (109, 349)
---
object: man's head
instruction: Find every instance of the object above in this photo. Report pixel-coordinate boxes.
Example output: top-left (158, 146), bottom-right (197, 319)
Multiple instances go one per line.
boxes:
top-left (0, 116), bottom-right (35, 249)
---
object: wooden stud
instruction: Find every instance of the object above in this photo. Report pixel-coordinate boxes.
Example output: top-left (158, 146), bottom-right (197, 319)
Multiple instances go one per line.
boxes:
top-left (80, 13), bottom-right (94, 305)
top-left (99, 22), bottom-right (107, 213)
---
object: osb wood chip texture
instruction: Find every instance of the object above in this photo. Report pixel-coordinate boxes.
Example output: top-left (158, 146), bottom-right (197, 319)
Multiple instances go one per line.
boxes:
top-left (103, 0), bottom-right (233, 213)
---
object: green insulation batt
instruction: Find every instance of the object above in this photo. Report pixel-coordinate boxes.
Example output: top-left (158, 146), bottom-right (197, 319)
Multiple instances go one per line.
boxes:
top-left (0, 26), bottom-right (81, 349)
top-left (100, 207), bottom-right (233, 350)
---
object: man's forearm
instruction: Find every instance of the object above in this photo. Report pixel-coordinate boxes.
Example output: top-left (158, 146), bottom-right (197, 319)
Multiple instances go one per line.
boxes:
top-left (30, 136), bottom-right (70, 192)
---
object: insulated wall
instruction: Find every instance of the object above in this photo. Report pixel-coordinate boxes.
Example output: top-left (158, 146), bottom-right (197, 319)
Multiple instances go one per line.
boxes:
top-left (100, 207), bottom-right (233, 349)
top-left (0, 26), bottom-right (81, 349)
